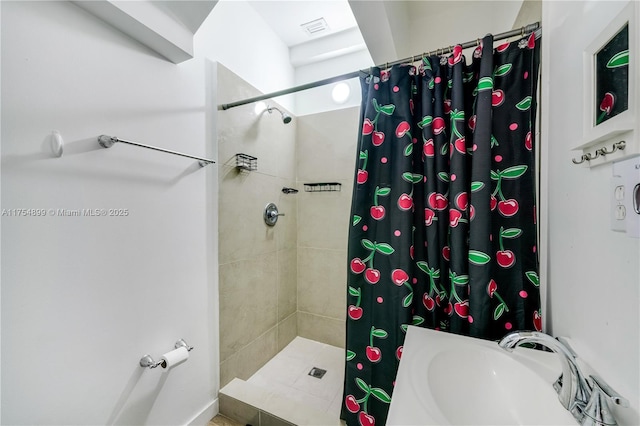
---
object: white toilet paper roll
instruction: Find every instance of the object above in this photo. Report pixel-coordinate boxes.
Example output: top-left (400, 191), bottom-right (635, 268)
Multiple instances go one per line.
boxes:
top-left (160, 346), bottom-right (189, 369)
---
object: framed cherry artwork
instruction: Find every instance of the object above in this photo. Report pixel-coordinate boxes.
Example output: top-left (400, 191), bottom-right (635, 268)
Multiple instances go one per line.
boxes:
top-left (577, 1), bottom-right (639, 166)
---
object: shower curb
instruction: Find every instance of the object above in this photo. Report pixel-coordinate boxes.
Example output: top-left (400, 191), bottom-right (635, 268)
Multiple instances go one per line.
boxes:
top-left (219, 378), bottom-right (342, 426)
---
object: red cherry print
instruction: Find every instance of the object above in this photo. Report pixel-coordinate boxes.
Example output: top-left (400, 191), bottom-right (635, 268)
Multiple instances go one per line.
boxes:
top-left (496, 41), bottom-right (510, 52)
top-left (350, 258), bottom-right (366, 274)
top-left (448, 45), bottom-right (463, 65)
top-left (359, 411), bottom-right (376, 426)
top-left (525, 131), bottom-right (533, 151)
top-left (393, 85), bottom-right (399, 93)
top-left (348, 305), bottom-right (363, 320)
top-left (449, 209), bottom-right (462, 227)
top-left (395, 121), bottom-right (411, 138)
top-left (505, 322), bottom-right (513, 330)
top-left (433, 117), bottom-right (446, 135)
top-left (490, 195), bottom-right (498, 211)
top-left (442, 245), bottom-right (450, 261)
top-left (468, 114), bottom-right (477, 130)
top-left (396, 346), bottom-right (403, 360)
top-left (424, 208), bottom-right (435, 226)
top-left (519, 290), bottom-right (528, 298)
top-left (527, 33), bottom-right (535, 49)
top-left (533, 310), bottom-right (542, 331)
top-left (492, 90), bottom-right (505, 107)
top-left (509, 123), bottom-right (518, 131)
top-left (397, 193), bottom-right (413, 210)
top-left (496, 250), bottom-right (516, 268)
top-left (428, 192), bottom-right (448, 210)
top-left (362, 118), bottom-right (373, 135)
top-left (370, 205), bottom-right (386, 220)
top-left (365, 268), bottom-right (381, 284)
top-left (498, 199), bottom-right (519, 217)
top-left (495, 155), bottom-right (503, 162)
top-left (453, 137), bottom-right (466, 154)
top-left (376, 296), bottom-right (383, 303)
top-left (455, 192), bottom-right (469, 210)
top-left (423, 138), bottom-right (435, 157)
top-left (443, 99), bottom-right (452, 114)
top-left (391, 269), bottom-right (409, 286)
top-left (443, 302), bottom-right (453, 315)
top-left (487, 279), bottom-right (498, 297)
top-left (345, 395), bottom-right (360, 413)
top-left (423, 294), bottom-right (435, 311)
top-left (366, 346), bottom-right (382, 362)
top-left (372, 131), bottom-right (385, 146)
top-left (357, 169), bottom-right (368, 184)
top-left (469, 204), bottom-right (475, 220)
top-left (454, 300), bottom-right (469, 318)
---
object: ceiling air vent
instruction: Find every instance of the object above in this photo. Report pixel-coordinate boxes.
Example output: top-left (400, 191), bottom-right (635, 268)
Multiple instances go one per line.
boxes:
top-left (301, 17), bottom-right (329, 36)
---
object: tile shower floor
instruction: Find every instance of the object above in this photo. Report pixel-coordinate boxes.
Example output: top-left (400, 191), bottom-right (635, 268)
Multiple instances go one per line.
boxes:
top-left (246, 337), bottom-right (345, 419)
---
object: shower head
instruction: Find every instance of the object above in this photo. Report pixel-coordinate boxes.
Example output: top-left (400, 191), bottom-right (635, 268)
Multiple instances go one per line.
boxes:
top-left (266, 105), bottom-right (292, 124)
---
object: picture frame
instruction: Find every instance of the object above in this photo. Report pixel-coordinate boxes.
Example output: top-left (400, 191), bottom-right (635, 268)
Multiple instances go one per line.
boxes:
top-left (578, 1), bottom-right (638, 166)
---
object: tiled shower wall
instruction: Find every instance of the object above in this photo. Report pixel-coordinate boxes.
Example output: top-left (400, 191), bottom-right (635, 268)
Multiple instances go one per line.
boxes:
top-left (217, 64), bottom-right (298, 387)
top-left (296, 107), bottom-right (360, 348)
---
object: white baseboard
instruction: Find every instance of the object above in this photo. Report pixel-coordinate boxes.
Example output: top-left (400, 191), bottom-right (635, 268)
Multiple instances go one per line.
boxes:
top-left (186, 397), bottom-right (219, 426)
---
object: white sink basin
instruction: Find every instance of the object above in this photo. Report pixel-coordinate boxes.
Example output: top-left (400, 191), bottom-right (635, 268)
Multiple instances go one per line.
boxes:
top-left (387, 326), bottom-right (577, 425)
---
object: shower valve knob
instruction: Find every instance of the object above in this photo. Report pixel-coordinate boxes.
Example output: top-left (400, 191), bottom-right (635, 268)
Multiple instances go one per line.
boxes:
top-left (264, 203), bottom-right (284, 226)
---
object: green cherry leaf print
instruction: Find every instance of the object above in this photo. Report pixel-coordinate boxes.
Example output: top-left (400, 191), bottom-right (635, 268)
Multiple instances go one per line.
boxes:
top-left (370, 388), bottom-right (392, 404)
top-left (501, 165), bottom-right (528, 179)
top-left (402, 172), bottom-right (423, 184)
top-left (400, 324), bottom-right (409, 333)
top-left (353, 215), bottom-right (362, 226)
top-left (355, 377), bottom-right (370, 393)
top-left (348, 286), bottom-right (361, 297)
top-left (376, 187), bottom-right (392, 196)
top-left (418, 115), bottom-right (433, 129)
top-left (412, 315), bottom-right (425, 325)
top-left (416, 261), bottom-right (430, 274)
top-left (346, 350), bottom-right (356, 361)
top-left (501, 228), bottom-right (523, 239)
top-left (379, 103), bottom-right (396, 116)
top-left (494, 303), bottom-right (506, 320)
top-left (372, 328), bottom-right (388, 338)
top-left (361, 239), bottom-right (376, 251)
top-left (490, 170), bottom-right (501, 180)
top-left (375, 243), bottom-right (395, 255)
top-left (477, 76), bottom-right (493, 91)
top-left (404, 143), bottom-right (413, 156)
top-left (494, 63), bottom-right (513, 77)
top-left (402, 292), bottom-right (413, 308)
top-left (469, 250), bottom-right (491, 265)
top-left (438, 172), bottom-right (450, 182)
top-left (452, 274), bottom-right (470, 285)
top-left (526, 271), bottom-right (540, 287)
top-left (471, 181), bottom-right (485, 192)
top-left (372, 98), bottom-right (381, 113)
top-left (607, 50), bottom-right (629, 68)
top-left (516, 96), bottom-right (532, 111)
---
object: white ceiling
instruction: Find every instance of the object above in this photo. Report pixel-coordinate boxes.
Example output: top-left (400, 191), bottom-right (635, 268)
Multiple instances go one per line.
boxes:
top-left (247, 0), bottom-right (359, 47)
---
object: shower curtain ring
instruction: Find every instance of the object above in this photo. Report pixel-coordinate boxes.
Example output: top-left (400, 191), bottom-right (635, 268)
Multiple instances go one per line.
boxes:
top-left (449, 45), bottom-right (453, 54)
top-left (521, 26), bottom-right (525, 37)
top-left (476, 38), bottom-right (481, 46)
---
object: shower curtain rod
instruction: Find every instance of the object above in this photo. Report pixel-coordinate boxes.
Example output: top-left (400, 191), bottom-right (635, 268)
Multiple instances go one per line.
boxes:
top-left (220, 22), bottom-right (540, 111)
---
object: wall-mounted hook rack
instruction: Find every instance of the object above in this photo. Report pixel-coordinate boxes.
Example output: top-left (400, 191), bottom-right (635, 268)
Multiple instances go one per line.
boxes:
top-left (572, 141), bottom-right (626, 165)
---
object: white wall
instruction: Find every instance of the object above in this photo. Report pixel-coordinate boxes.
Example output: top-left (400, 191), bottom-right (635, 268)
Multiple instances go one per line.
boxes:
top-left (1, 1), bottom-right (218, 424)
top-left (195, 0), bottom-right (295, 112)
top-left (541, 2), bottom-right (639, 424)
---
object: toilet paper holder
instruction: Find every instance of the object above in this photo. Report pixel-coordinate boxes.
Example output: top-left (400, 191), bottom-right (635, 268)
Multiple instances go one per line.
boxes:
top-left (140, 339), bottom-right (194, 369)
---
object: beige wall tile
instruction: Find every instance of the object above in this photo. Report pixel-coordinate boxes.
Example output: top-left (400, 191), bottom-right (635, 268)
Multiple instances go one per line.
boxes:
top-left (219, 170), bottom-right (278, 265)
top-left (219, 394), bottom-right (260, 425)
top-left (297, 247), bottom-right (347, 321)
top-left (277, 312), bottom-right (297, 352)
top-left (297, 182), bottom-right (351, 251)
top-left (275, 179), bottom-right (298, 251)
top-left (297, 312), bottom-right (345, 349)
top-left (220, 327), bottom-right (278, 387)
top-left (220, 252), bottom-right (278, 361)
top-left (277, 249), bottom-right (297, 321)
top-left (296, 107), bottom-right (359, 182)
